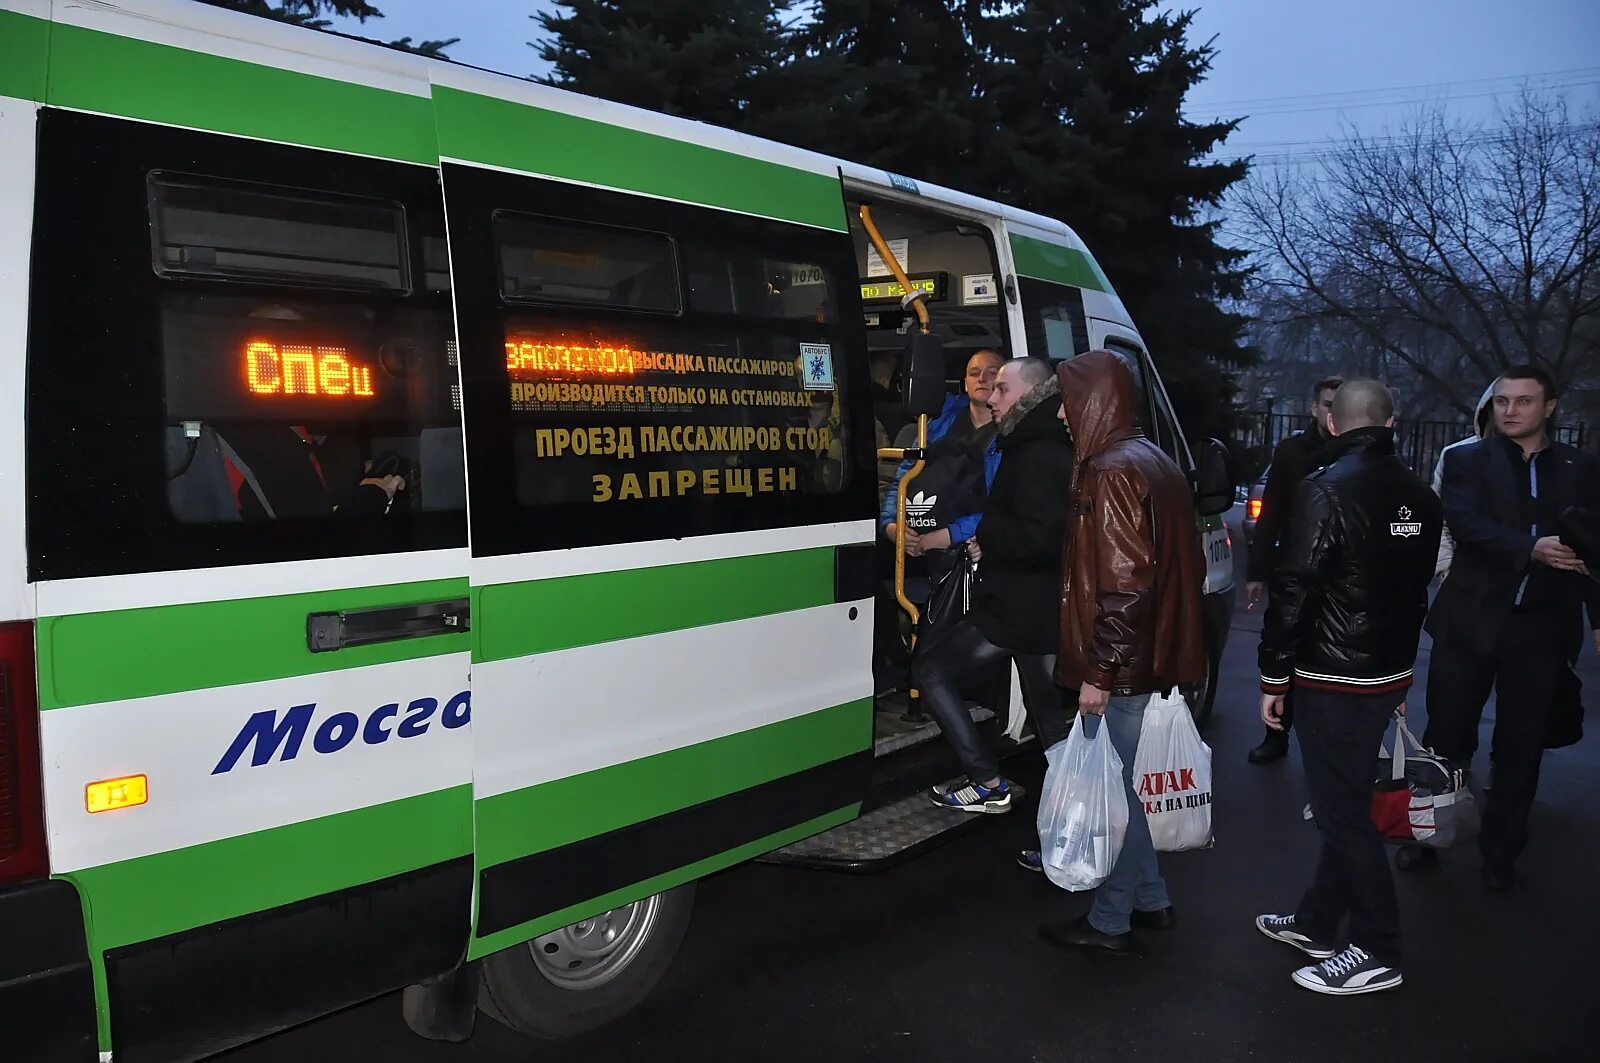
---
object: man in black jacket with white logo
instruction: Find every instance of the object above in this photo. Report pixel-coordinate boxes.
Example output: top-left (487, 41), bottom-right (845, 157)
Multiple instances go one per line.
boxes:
top-left (1253, 380), bottom-right (1442, 997)
top-left (919, 357), bottom-right (1077, 813)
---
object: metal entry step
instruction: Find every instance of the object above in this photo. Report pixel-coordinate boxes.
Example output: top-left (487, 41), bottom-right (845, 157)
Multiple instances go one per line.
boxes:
top-left (759, 779), bottom-right (1025, 872)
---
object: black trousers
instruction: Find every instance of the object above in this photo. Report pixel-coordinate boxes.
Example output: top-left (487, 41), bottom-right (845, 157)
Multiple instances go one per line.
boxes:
top-left (1424, 607), bottom-right (1567, 869)
top-left (1295, 685), bottom-right (1401, 962)
top-left (912, 618), bottom-right (1074, 783)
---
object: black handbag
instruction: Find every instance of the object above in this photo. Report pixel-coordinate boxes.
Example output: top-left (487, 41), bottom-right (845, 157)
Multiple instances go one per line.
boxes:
top-left (920, 548), bottom-right (978, 636)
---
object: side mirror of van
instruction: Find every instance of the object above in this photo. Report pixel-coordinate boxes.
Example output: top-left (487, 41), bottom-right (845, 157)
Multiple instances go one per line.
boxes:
top-left (904, 333), bottom-right (947, 418)
top-left (1192, 437), bottom-right (1236, 516)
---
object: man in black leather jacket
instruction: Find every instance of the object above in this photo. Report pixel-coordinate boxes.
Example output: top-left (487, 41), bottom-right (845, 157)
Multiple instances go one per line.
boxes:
top-left (918, 357), bottom-right (1076, 814)
top-left (1252, 380), bottom-right (1442, 998)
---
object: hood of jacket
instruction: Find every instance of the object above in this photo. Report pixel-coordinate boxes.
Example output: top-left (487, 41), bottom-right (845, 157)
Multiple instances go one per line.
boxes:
top-left (1472, 382), bottom-right (1495, 439)
top-left (1056, 351), bottom-right (1144, 462)
top-left (995, 376), bottom-right (1062, 446)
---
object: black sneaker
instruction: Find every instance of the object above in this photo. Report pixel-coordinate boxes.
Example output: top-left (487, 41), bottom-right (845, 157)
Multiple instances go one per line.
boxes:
top-left (1017, 849), bottom-right (1043, 872)
top-left (929, 777), bottom-right (1013, 813)
top-left (1254, 914), bottom-right (1336, 959)
top-left (1291, 946), bottom-right (1403, 996)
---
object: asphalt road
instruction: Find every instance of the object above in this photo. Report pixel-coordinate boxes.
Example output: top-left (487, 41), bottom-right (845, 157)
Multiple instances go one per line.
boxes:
top-left (220, 507), bottom-right (1599, 1062)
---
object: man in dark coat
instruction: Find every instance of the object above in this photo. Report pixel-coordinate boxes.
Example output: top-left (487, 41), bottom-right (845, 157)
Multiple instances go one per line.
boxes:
top-left (1245, 376), bottom-right (1343, 764)
top-left (1407, 365), bottom-right (1600, 889)
top-left (918, 357), bottom-right (1077, 813)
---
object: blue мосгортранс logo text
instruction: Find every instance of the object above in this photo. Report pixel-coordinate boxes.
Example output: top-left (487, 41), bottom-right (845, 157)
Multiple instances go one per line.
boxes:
top-left (212, 691), bottom-right (471, 774)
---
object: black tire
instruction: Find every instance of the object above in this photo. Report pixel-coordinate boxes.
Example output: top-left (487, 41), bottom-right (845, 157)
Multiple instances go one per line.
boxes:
top-left (1181, 625), bottom-right (1222, 734)
top-left (478, 883), bottom-right (695, 1041)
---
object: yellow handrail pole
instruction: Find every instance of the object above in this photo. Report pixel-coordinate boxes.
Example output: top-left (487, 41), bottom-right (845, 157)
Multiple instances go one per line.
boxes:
top-left (860, 202), bottom-right (932, 632)
top-left (859, 204), bottom-right (931, 335)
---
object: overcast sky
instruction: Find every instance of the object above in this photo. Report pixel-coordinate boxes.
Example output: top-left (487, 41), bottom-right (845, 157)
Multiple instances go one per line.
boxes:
top-left (330, 0), bottom-right (1600, 162)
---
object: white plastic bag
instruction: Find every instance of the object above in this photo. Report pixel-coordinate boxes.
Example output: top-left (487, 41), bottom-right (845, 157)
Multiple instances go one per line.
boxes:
top-left (1037, 720), bottom-right (1129, 891)
top-left (1132, 688), bottom-right (1213, 852)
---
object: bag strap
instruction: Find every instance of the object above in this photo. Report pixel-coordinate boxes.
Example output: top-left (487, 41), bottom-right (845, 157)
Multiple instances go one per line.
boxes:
top-left (1388, 714), bottom-right (1431, 782)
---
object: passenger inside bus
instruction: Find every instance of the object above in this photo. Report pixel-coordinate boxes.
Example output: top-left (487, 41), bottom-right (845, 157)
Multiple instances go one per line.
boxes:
top-left (873, 349), bottom-right (1003, 695)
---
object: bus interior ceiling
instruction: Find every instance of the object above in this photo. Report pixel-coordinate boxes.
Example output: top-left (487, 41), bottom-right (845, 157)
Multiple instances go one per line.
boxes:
top-left (846, 200), bottom-right (1008, 385)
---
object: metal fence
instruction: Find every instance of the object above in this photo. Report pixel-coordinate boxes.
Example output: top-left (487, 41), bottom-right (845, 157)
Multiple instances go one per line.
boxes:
top-left (1234, 411), bottom-right (1589, 482)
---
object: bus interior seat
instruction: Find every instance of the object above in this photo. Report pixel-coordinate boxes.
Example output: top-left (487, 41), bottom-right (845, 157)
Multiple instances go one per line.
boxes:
top-left (165, 424), bottom-right (242, 523)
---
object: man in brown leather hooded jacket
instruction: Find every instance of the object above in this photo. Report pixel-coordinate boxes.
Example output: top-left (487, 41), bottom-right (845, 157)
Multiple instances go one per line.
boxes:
top-left (1041, 350), bottom-right (1207, 955)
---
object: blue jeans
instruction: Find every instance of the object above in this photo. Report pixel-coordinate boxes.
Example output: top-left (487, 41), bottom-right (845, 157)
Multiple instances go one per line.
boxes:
top-left (1084, 693), bottom-right (1170, 935)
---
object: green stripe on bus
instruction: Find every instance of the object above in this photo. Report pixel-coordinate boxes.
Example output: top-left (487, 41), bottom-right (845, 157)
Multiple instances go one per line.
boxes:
top-left (473, 698), bottom-right (870, 870)
top-left (468, 803), bottom-right (857, 960)
top-left (44, 20), bottom-right (438, 164)
top-left (0, 10), bottom-right (50, 102)
top-left (432, 86), bottom-right (848, 232)
top-left (36, 577), bottom-right (470, 710)
top-left (473, 547), bottom-right (837, 664)
top-left (1009, 232), bottom-right (1113, 293)
top-left (61, 784), bottom-right (471, 954)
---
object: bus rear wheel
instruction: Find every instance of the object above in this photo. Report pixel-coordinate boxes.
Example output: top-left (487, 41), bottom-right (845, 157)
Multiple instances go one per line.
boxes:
top-left (478, 883), bottom-right (695, 1040)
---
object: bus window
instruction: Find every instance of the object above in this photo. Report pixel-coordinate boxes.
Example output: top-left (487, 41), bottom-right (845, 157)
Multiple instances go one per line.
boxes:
top-left (1104, 338), bottom-right (1188, 467)
top-left (25, 110), bottom-right (466, 580)
top-left (149, 174), bottom-right (409, 292)
top-left (1018, 277), bottom-right (1089, 361)
top-left (494, 212), bottom-right (680, 314)
top-left (445, 165), bottom-right (876, 556)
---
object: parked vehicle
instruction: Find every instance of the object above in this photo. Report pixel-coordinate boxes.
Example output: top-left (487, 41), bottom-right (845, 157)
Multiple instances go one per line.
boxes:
top-left (1243, 468), bottom-right (1269, 548)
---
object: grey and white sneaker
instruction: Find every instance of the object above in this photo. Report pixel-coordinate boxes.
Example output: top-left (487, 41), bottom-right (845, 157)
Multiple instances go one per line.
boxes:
top-left (1254, 913), bottom-right (1337, 959)
top-left (1291, 946), bottom-right (1403, 996)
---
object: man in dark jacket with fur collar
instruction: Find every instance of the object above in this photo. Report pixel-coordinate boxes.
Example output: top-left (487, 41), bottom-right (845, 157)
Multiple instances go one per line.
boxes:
top-left (920, 357), bottom-right (1077, 814)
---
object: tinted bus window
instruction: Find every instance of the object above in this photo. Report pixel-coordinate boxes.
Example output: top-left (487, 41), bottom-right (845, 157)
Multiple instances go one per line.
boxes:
top-left (26, 111), bottom-right (465, 580)
top-left (1018, 276), bottom-right (1088, 360)
top-left (445, 165), bottom-right (876, 557)
top-left (495, 212), bottom-right (680, 314)
top-left (149, 174), bottom-right (409, 292)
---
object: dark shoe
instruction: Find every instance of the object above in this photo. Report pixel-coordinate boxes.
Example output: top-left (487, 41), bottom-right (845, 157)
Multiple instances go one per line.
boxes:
top-left (1395, 846), bottom-right (1438, 872)
top-left (1040, 916), bottom-right (1133, 956)
top-left (1131, 906), bottom-right (1177, 931)
top-left (1254, 913), bottom-right (1337, 959)
top-left (1482, 863), bottom-right (1516, 892)
top-left (1017, 849), bottom-right (1044, 872)
top-left (1291, 946), bottom-right (1403, 996)
top-left (1248, 731), bottom-right (1290, 764)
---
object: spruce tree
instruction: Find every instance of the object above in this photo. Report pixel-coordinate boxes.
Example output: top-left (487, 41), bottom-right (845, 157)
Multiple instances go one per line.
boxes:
top-left (977, 0), bottom-right (1253, 437)
top-left (534, 1), bottom-right (794, 131)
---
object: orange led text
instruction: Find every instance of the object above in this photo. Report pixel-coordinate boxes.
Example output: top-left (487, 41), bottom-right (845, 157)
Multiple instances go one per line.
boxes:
top-left (505, 339), bottom-right (638, 377)
top-left (246, 341), bottom-right (375, 398)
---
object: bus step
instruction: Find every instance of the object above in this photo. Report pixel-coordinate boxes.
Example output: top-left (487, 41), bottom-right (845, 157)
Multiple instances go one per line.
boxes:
top-left (757, 779), bottom-right (1025, 873)
top-left (873, 703), bottom-right (994, 758)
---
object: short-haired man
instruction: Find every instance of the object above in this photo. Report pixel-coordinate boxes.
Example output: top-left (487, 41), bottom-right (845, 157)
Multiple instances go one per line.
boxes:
top-left (920, 357), bottom-right (1076, 812)
top-left (1254, 379), bottom-right (1441, 996)
top-left (1039, 351), bottom-right (1206, 953)
top-left (1408, 365), bottom-right (1600, 889)
top-left (1245, 376), bottom-right (1343, 764)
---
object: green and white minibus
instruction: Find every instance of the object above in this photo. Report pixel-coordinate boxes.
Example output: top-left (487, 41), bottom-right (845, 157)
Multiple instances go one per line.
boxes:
top-left (0, 2), bottom-right (1236, 1059)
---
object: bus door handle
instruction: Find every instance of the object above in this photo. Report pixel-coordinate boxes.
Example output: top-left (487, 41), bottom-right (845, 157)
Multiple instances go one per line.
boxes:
top-left (306, 598), bottom-right (470, 653)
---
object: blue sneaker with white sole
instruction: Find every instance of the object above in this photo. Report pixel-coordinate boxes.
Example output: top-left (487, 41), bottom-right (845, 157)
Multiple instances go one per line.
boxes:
top-left (929, 777), bottom-right (1014, 813)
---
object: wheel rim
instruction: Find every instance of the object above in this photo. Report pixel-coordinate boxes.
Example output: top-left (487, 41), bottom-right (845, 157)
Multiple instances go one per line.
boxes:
top-left (528, 894), bottom-right (662, 990)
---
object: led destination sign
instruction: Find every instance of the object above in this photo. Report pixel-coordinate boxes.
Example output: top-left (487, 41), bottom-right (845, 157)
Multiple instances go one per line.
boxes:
top-left (245, 340), bottom-right (376, 398)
